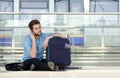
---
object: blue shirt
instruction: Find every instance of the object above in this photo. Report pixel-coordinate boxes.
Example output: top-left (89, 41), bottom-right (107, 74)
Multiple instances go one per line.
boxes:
top-left (22, 33), bottom-right (53, 62)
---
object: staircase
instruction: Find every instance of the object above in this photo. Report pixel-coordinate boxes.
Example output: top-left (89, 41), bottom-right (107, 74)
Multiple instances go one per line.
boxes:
top-left (0, 46), bottom-right (120, 69)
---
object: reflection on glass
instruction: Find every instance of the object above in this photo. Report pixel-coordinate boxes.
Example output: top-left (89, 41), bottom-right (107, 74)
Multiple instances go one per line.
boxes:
top-left (104, 28), bottom-right (120, 47)
top-left (0, 1), bottom-right (13, 12)
top-left (84, 28), bottom-right (102, 47)
top-left (70, 0), bottom-right (84, 12)
top-left (55, 0), bottom-right (69, 12)
top-left (90, 0), bottom-right (119, 12)
top-left (89, 15), bottom-right (118, 26)
top-left (0, 29), bottom-right (12, 46)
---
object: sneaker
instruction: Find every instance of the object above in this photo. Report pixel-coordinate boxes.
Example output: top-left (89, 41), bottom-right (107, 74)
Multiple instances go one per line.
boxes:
top-left (30, 64), bottom-right (35, 70)
top-left (48, 62), bottom-right (55, 71)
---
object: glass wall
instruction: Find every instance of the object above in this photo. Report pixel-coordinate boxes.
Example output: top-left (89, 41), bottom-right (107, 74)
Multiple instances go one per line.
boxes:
top-left (0, 13), bottom-right (120, 47)
top-left (0, 0), bottom-right (120, 47)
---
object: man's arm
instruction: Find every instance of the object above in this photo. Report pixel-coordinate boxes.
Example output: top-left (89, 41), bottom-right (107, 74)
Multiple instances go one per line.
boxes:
top-left (43, 34), bottom-right (61, 49)
top-left (30, 31), bottom-right (37, 58)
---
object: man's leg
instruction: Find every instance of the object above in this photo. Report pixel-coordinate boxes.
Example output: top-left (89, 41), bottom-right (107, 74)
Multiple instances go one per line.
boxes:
top-left (31, 58), bottom-right (58, 71)
top-left (22, 59), bottom-right (34, 70)
top-left (22, 58), bottom-right (58, 71)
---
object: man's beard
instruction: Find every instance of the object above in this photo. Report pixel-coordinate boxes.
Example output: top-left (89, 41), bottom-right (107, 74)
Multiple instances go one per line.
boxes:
top-left (34, 33), bottom-right (41, 39)
top-left (34, 34), bottom-right (40, 36)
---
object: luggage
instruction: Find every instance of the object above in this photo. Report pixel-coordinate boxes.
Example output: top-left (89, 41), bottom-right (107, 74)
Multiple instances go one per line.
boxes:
top-left (46, 36), bottom-right (71, 68)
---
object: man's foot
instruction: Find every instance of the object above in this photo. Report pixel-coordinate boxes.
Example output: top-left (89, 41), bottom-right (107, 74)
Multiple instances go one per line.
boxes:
top-left (48, 62), bottom-right (59, 71)
top-left (48, 62), bottom-right (58, 71)
top-left (48, 62), bottom-right (55, 71)
top-left (30, 64), bottom-right (35, 70)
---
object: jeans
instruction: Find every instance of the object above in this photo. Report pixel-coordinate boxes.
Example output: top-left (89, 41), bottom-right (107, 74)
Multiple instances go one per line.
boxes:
top-left (23, 58), bottom-right (50, 71)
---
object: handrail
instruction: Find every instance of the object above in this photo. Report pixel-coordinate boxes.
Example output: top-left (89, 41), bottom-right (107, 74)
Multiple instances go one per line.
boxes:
top-left (0, 46), bottom-right (120, 50)
top-left (1, 26), bottom-right (120, 28)
top-left (0, 12), bottom-right (120, 15)
top-left (0, 47), bottom-right (23, 50)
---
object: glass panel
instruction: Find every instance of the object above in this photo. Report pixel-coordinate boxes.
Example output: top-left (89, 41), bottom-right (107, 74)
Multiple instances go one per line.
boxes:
top-left (70, 0), bottom-right (84, 12)
top-left (0, 14), bottom-right (14, 27)
top-left (90, 0), bottom-right (119, 12)
top-left (20, 1), bottom-right (49, 21)
top-left (20, 1), bottom-right (49, 12)
top-left (21, 2), bottom-right (48, 8)
top-left (54, 15), bottom-right (68, 26)
top-left (54, 15), bottom-right (68, 37)
top-left (20, 9), bottom-right (48, 12)
top-left (104, 28), bottom-right (120, 47)
top-left (69, 27), bottom-right (84, 46)
top-left (84, 28), bottom-right (102, 47)
top-left (55, 0), bottom-right (68, 12)
top-left (0, 28), bottom-right (12, 47)
top-left (19, 15), bottom-right (49, 26)
top-left (70, 15), bottom-right (84, 26)
top-left (0, 1), bottom-right (13, 12)
top-left (13, 28), bottom-right (29, 47)
top-left (0, 0), bottom-right (14, 27)
top-left (89, 15), bottom-right (119, 26)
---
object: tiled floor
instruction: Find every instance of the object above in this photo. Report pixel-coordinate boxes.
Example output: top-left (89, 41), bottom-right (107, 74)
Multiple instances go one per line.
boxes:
top-left (1, 67), bottom-right (120, 78)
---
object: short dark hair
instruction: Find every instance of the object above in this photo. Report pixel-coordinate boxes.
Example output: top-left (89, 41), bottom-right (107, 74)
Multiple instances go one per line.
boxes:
top-left (28, 19), bottom-right (40, 31)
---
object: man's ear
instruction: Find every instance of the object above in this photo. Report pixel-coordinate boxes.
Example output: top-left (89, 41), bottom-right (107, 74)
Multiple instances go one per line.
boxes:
top-left (30, 29), bottom-right (34, 35)
top-left (30, 29), bottom-right (34, 33)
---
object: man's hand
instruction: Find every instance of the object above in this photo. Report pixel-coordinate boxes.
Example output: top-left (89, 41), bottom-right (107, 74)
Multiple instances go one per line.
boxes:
top-left (43, 34), bottom-right (61, 49)
top-left (30, 31), bottom-right (36, 42)
top-left (30, 31), bottom-right (36, 58)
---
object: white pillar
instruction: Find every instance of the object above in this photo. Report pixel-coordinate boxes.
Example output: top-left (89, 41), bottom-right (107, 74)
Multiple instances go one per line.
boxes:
top-left (118, 0), bottom-right (120, 12)
top-left (13, 0), bottom-right (20, 47)
top-left (84, 0), bottom-right (90, 27)
top-left (13, 0), bottom-right (19, 26)
top-left (84, 0), bottom-right (90, 12)
top-left (14, 0), bottom-right (19, 12)
top-left (118, 0), bottom-right (120, 26)
top-left (49, 0), bottom-right (54, 12)
top-left (48, 0), bottom-right (55, 33)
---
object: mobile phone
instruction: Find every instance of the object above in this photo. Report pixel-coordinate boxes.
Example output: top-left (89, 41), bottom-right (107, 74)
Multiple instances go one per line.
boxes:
top-left (32, 31), bottom-right (39, 36)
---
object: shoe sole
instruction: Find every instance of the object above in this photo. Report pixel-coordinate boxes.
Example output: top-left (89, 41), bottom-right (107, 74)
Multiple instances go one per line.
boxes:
top-left (48, 62), bottom-right (55, 71)
top-left (30, 64), bottom-right (35, 70)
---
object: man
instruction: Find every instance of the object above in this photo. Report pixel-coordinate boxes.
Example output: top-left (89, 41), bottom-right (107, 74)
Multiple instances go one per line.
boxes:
top-left (22, 19), bottom-right (59, 71)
